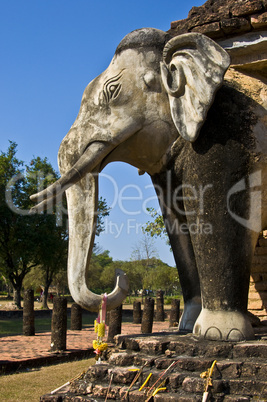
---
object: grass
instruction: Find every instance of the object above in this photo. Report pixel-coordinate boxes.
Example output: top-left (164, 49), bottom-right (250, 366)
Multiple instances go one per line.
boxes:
top-left (0, 358), bottom-right (95, 401)
top-left (0, 315), bottom-right (96, 337)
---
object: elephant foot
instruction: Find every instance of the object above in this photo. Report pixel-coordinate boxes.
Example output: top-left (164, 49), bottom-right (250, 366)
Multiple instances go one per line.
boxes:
top-left (178, 298), bottom-right (202, 332)
top-left (193, 308), bottom-right (255, 341)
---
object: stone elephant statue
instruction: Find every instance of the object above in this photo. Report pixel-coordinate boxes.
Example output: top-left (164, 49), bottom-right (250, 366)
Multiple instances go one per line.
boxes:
top-left (31, 28), bottom-right (267, 341)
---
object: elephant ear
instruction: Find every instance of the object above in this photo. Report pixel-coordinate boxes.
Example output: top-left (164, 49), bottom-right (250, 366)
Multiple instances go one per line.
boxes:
top-left (161, 33), bottom-right (230, 142)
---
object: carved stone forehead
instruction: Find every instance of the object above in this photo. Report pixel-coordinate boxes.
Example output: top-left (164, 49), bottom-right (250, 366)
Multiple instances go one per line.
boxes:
top-left (115, 28), bottom-right (171, 55)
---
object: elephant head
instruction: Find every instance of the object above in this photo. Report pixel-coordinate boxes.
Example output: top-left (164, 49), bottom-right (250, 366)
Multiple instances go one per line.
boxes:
top-left (30, 28), bottom-right (230, 312)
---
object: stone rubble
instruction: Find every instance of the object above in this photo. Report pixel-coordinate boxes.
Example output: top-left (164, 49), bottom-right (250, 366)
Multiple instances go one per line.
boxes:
top-left (40, 328), bottom-right (267, 401)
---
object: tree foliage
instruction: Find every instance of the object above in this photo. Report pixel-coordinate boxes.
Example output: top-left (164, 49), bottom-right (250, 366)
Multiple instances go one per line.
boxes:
top-left (143, 207), bottom-right (168, 240)
top-left (0, 142), bottom-right (39, 307)
top-left (87, 240), bottom-right (180, 297)
top-left (0, 143), bottom-right (68, 307)
top-left (0, 142), bottom-right (110, 308)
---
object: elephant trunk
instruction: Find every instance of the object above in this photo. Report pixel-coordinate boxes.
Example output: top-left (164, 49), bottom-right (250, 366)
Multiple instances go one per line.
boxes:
top-left (30, 139), bottom-right (129, 312)
top-left (66, 171), bottom-right (129, 312)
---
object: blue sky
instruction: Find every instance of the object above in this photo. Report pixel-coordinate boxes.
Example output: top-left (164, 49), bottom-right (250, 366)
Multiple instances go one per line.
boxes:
top-left (0, 0), bottom-right (204, 266)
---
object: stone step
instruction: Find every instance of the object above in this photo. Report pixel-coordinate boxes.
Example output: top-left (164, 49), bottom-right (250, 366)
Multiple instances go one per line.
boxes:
top-left (115, 332), bottom-right (235, 358)
top-left (115, 332), bottom-right (267, 361)
top-left (90, 354), bottom-right (267, 383)
top-left (254, 246), bottom-right (267, 255)
top-left (65, 357), bottom-right (267, 399)
top-left (258, 238), bottom-right (267, 247)
top-left (68, 372), bottom-right (267, 400)
top-left (40, 330), bottom-right (267, 401)
top-left (252, 255), bottom-right (267, 264)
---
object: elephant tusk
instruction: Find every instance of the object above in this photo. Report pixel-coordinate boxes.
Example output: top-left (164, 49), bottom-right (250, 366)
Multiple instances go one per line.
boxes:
top-left (30, 141), bottom-right (113, 210)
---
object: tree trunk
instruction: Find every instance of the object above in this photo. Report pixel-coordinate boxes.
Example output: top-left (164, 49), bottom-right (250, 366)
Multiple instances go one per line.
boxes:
top-left (13, 287), bottom-right (22, 309)
top-left (42, 267), bottom-right (52, 309)
top-left (7, 283), bottom-right (12, 298)
top-left (42, 284), bottom-right (50, 309)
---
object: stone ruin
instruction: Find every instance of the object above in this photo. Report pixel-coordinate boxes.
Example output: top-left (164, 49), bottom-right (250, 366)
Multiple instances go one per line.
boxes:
top-left (168, 0), bottom-right (267, 323)
top-left (40, 1), bottom-right (267, 400)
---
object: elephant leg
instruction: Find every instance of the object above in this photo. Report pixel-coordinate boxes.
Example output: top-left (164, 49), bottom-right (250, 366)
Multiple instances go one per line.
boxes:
top-left (152, 170), bottom-right (202, 332)
top-left (167, 218), bottom-right (202, 331)
top-left (183, 187), bottom-right (258, 341)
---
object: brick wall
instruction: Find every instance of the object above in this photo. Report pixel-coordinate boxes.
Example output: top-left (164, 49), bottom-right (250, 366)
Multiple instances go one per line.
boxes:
top-left (248, 235), bottom-right (267, 321)
top-left (169, 0), bottom-right (267, 40)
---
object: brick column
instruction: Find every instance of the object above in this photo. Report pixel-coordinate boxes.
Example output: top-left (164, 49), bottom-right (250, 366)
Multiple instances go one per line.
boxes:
top-left (141, 297), bottom-right (154, 334)
top-left (23, 289), bottom-right (35, 336)
top-left (248, 235), bottom-right (267, 321)
top-left (51, 296), bottom-right (67, 351)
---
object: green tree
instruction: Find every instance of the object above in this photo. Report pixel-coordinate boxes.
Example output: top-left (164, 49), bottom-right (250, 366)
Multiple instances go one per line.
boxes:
top-left (87, 250), bottom-right (113, 293)
top-left (23, 156), bottom-right (68, 308)
top-left (0, 142), bottom-right (40, 307)
top-left (143, 207), bottom-right (169, 245)
top-left (0, 142), bottom-right (111, 308)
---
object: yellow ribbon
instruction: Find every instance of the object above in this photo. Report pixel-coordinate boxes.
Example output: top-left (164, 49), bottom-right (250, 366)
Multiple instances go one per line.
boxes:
top-left (152, 387), bottom-right (167, 396)
top-left (139, 373), bottom-right (152, 391)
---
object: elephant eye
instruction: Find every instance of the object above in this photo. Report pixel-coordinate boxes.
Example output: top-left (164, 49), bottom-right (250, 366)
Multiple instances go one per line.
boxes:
top-left (103, 71), bottom-right (123, 103)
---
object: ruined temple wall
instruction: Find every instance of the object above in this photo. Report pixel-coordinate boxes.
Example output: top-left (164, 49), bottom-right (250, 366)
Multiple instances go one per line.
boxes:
top-left (248, 235), bottom-right (267, 320)
top-left (169, 0), bottom-right (267, 320)
top-left (169, 0), bottom-right (267, 40)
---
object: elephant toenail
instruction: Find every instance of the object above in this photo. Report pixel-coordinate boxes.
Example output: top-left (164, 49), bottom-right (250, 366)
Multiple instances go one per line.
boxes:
top-left (227, 329), bottom-right (245, 342)
top-left (204, 327), bottom-right (222, 340)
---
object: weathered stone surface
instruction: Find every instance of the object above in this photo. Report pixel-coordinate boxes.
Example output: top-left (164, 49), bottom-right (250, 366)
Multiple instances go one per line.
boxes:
top-left (132, 301), bottom-right (142, 324)
top-left (133, 353), bottom-right (155, 367)
top-left (215, 361), bottom-right (243, 379)
top-left (154, 393), bottom-right (192, 402)
top-left (124, 389), bottom-right (146, 402)
top-left (168, 337), bottom-right (234, 359)
top-left (229, 379), bottom-right (267, 396)
top-left (191, 21), bottom-right (223, 38)
top-left (252, 255), bottom-right (267, 264)
top-left (231, 1), bottom-right (264, 17)
top-left (241, 361), bottom-right (267, 379)
top-left (115, 336), bottom-right (140, 351)
top-left (154, 356), bottom-right (214, 372)
top-left (259, 237), bottom-right (267, 247)
top-left (23, 289), bottom-right (35, 336)
top-left (249, 281), bottom-right (267, 290)
top-left (233, 342), bottom-right (267, 358)
top-left (108, 351), bottom-right (136, 366)
top-left (138, 339), bottom-right (170, 355)
top-left (223, 396), bottom-right (250, 402)
top-left (221, 17), bottom-right (251, 35)
top-left (42, 328), bottom-right (267, 400)
top-left (141, 297), bottom-right (154, 334)
top-left (108, 367), bottom-right (137, 384)
top-left (182, 376), bottom-right (206, 393)
top-left (92, 384), bottom-right (121, 399)
top-left (155, 290), bottom-right (165, 322)
top-left (107, 304), bottom-right (122, 343)
top-left (84, 364), bottom-right (108, 381)
top-left (169, 299), bottom-right (180, 328)
top-left (254, 245), bottom-right (267, 255)
top-left (168, 372), bottom-right (187, 390)
top-left (182, 376), bottom-right (228, 394)
top-left (250, 263), bottom-right (267, 273)
top-left (70, 303), bottom-right (82, 331)
top-left (251, 272), bottom-right (267, 282)
top-left (51, 296), bottom-right (67, 352)
top-left (108, 351), bottom-right (155, 367)
top-left (169, 0), bottom-right (267, 40)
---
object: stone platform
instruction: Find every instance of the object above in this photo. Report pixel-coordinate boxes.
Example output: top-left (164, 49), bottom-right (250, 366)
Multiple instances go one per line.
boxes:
top-left (41, 325), bottom-right (267, 401)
